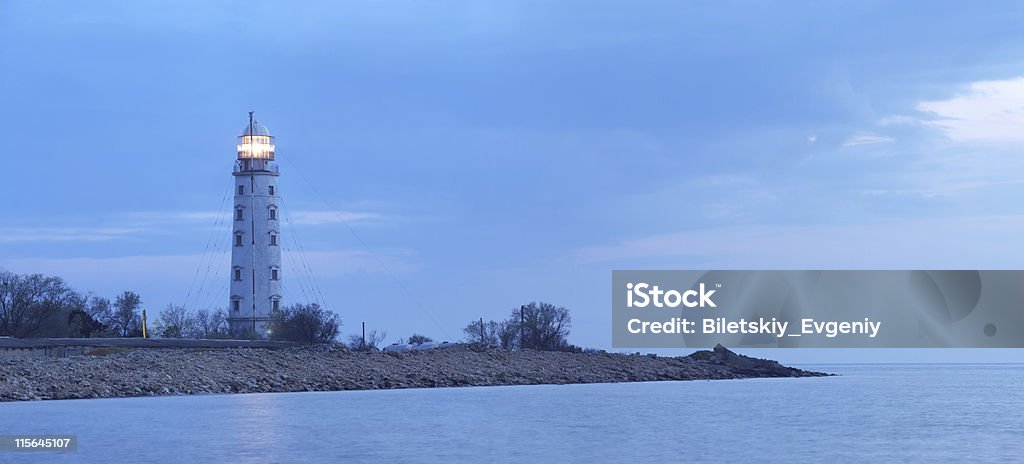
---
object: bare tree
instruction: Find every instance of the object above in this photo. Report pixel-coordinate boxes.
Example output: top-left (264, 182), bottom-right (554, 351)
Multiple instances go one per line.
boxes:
top-left (268, 303), bottom-right (341, 344)
top-left (67, 292), bottom-right (108, 338)
top-left (514, 302), bottom-right (572, 351)
top-left (194, 308), bottom-right (230, 339)
top-left (0, 271), bottom-right (77, 337)
top-left (465, 302), bottom-right (572, 351)
top-left (87, 296), bottom-right (113, 328)
top-left (496, 319), bottom-right (518, 350)
top-left (407, 333), bottom-right (433, 344)
top-left (155, 304), bottom-right (195, 339)
top-left (463, 319), bottom-right (500, 347)
top-left (111, 291), bottom-right (143, 337)
top-left (347, 329), bottom-right (386, 351)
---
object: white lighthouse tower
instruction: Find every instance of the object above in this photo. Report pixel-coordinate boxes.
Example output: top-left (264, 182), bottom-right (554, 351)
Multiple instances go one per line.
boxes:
top-left (228, 112), bottom-right (282, 337)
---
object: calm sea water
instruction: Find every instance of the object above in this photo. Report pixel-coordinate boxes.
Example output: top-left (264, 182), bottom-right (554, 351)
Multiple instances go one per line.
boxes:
top-left (1, 364), bottom-right (1022, 463)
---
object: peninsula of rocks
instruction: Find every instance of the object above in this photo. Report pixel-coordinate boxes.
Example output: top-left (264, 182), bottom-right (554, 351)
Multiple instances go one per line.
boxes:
top-left (0, 343), bottom-right (828, 402)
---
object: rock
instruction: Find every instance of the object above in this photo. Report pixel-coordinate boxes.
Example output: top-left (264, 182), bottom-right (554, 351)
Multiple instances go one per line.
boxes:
top-left (0, 344), bottom-right (827, 402)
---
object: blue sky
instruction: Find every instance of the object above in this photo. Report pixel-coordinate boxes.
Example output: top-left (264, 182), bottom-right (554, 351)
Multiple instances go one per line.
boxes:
top-left (2, 1), bottom-right (1024, 361)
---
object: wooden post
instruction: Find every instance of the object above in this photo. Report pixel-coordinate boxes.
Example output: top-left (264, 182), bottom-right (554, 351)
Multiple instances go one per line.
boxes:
top-left (361, 321), bottom-right (366, 351)
top-left (141, 309), bottom-right (147, 339)
top-left (480, 317), bottom-right (484, 343)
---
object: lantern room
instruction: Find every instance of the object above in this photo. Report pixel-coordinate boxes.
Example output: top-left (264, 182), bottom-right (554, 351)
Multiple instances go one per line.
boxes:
top-left (237, 112), bottom-right (275, 161)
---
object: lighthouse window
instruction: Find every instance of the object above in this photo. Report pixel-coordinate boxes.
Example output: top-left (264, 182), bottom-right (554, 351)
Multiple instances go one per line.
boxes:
top-left (271, 268), bottom-right (279, 280)
top-left (233, 268), bottom-right (242, 281)
top-left (272, 299), bottom-right (280, 312)
top-left (238, 185), bottom-right (244, 195)
top-left (235, 207), bottom-right (243, 221)
top-left (270, 234), bottom-right (278, 246)
top-left (268, 185), bottom-right (275, 196)
top-left (269, 207), bottom-right (277, 220)
top-left (234, 233), bottom-right (243, 246)
top-left (232, 300), bottom-right (240, 312)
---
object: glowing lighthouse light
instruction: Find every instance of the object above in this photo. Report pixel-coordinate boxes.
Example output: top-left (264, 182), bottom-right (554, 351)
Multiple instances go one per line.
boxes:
top-left (237, 124), bottom-right (275, 160)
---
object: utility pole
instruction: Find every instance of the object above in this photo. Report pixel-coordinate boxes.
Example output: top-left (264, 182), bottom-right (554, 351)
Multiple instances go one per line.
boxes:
top-left (361, 321), bottom-right (366, 351)
top-left (520, 305), bottom-right (525, 350)
top-left (479, 317), bottom-right (485, 344)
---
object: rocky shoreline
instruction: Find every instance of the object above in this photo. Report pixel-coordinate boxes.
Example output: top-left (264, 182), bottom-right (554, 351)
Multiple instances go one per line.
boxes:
top-left (0, 344), bottom-right (828, 402)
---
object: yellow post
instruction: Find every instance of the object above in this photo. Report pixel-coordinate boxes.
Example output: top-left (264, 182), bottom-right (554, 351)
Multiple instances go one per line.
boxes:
top-left (142, 309), bottom-right (147, 339)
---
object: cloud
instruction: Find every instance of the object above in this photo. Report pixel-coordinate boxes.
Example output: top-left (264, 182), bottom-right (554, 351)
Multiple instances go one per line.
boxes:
top-left (0, 227), bottom-right (146, 242)
top-left (916, 77), bottom-right (1024, 143)
top-left (122, 211), bottom-right (225, 223)
top-left (283, 249), bottom-right (421, 276)
top-left (0, 249), bottom-right (421, 308)
top-left (2, 250), bottom-right (419, 281)
top-left (572, 215), bottom-right (1024, 268)
top-left (851, 77), bottom-right (1024, 200)
top-left (124, 210), bottom-right (385, 226)
top-left (0, 207), bottom-right (388, 248)
top-left (0, 211), bottom-right (230, 243)
top-left (842, 133), bottom-right (895, 147)
top-left (122, 209), bottom-right (386, 226)
top-left (287, 211), bottom-right (384, 225)
top-left (2, 254), bottom-right (211, 282)
top-left (857, 179), bottom-right (1024, 199)
top-left (876, 115), bottom-right (923, 126)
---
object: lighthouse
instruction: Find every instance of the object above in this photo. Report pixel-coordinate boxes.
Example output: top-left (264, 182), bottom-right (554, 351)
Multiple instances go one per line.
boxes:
top-left (228, 112), bottom-right (282, 337)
